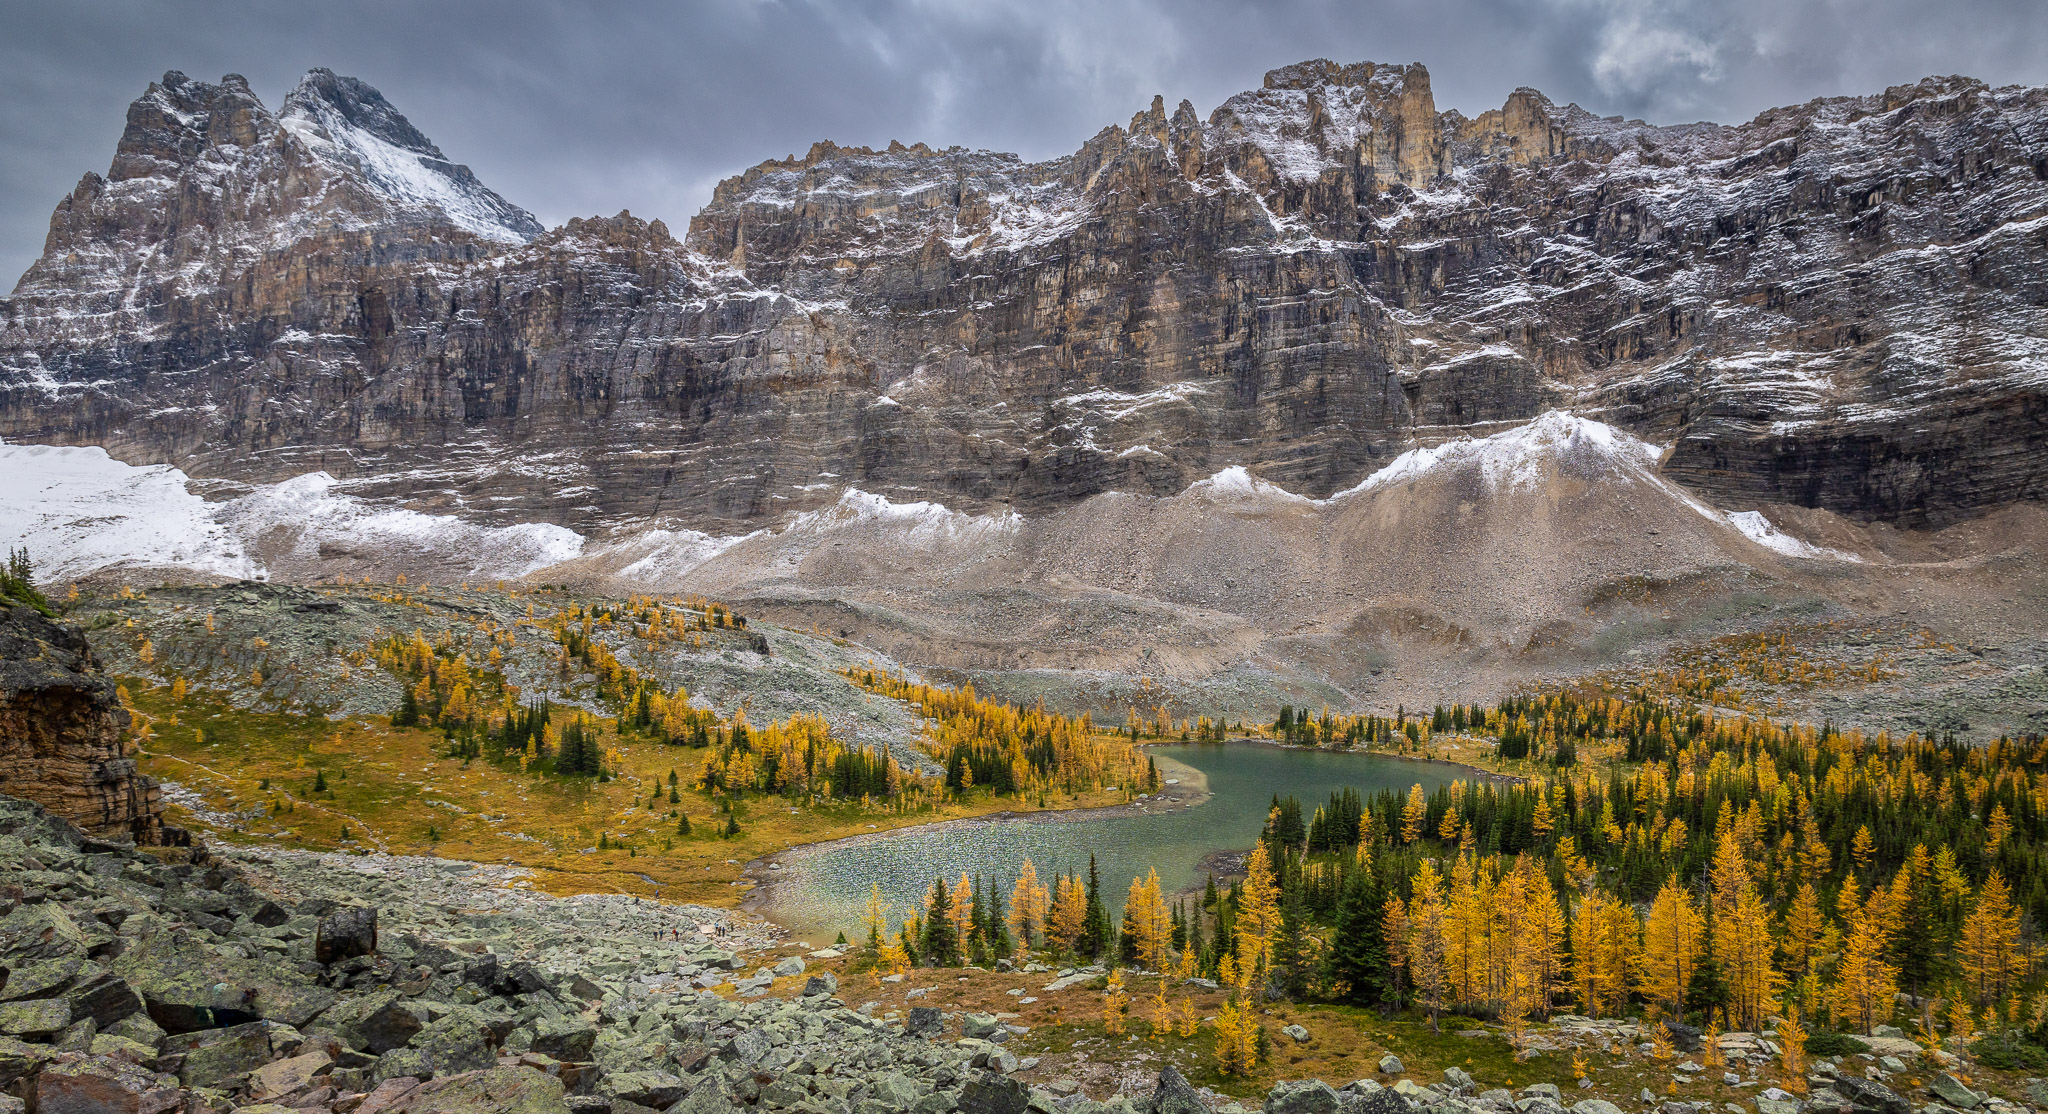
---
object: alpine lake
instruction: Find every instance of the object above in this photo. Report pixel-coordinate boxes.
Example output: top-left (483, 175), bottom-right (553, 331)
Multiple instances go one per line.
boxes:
top-left (748, 742), bottom-right (1471, 941)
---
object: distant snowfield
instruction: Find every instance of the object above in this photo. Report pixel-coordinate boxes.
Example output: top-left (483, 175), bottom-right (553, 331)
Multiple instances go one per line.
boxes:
top-left (0, 444), bottom-right (582, 583)
top-left (0, 444), bottom-right (257, 581)
top-left (0, 412), bottom-right (1861, 587)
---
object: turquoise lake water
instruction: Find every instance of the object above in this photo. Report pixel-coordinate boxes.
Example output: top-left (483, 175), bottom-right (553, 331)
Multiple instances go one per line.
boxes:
top-left (757, 742), bottom-right (1461, 940)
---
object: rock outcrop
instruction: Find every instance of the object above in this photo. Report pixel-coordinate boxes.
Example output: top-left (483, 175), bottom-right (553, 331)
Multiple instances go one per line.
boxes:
top-left (2, 61), bottom-right (2044, 533)
top-left (0, 604), bottom-right (174, 845)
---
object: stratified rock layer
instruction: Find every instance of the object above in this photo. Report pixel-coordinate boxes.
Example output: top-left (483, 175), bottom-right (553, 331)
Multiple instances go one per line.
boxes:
top-left (2, 61), bottom-right (2045, 530)
top-left (0, 604), bottom-right (171, 844)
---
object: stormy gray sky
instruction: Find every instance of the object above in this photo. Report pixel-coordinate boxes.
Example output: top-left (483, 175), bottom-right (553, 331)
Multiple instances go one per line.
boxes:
top-left (5, 0), bottom-right (2046, 284)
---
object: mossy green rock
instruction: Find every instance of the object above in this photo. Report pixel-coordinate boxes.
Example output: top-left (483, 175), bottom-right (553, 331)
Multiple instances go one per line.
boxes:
top-left (394, 1066), bottom-right (570, 1114)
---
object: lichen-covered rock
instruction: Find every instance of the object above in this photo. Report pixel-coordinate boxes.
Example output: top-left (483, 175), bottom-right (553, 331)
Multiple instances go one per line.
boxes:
top-left (904, 1007), bottom-right (944, 1038)
top-left (1149, 1066), bottom-right (1208, 1114)
top-left (600, 1068), bottom-right (689, 1109)
top-left (32, 1053), bottom-right (183, 1114)
top-left (160, 1020), bottom-right (271, 1087)
top-left (1266, 1079), bottom-right (1343, 1114)
top-left (529, 1016), bottom-right (597, 1062)
top-left (1355, 1089), bottom-right (1414, 1114)
top-left (1831, 1076), bottom-right (1910, 1114)
top-left (246, 1048), bottom-right (331, 1102)
top-left (316, 988), bottom-right (425, 1054)
top-left (0, 999), bottom-right (72, 1040)
top-left (0, 1035), bottom-right (55, 1088)
top-left (383, 1065), bottom-right (570, 1114)
top-left (111, 926), bottom-right (335, 1033)
top-left (960, 1070), bottom-right (1031, 1114)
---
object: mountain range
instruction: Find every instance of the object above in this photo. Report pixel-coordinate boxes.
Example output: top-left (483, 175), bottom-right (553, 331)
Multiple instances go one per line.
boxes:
top-left (2, 60), bottom-right (2045, 722)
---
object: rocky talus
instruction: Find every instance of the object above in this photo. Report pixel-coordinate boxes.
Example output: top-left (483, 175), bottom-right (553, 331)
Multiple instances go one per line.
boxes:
top-left (0, 605), bottom-right (176, 846)
top-left (3, 61), bottom-right (2046, 532)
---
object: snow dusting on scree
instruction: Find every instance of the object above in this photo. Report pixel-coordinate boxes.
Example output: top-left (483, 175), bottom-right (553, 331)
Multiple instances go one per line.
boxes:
top-left (1171, 412), bottom-right (1863, 562)
top-left (786, 490), bottom-right (1024, 542)
top-left (1725, 511), bottom-right (1863, 562)
top-left (0, 412), bottom-right (1862, 585)
top-left (1332, 411), bottom-right (1665, 497)
top-left (216, 473), bottom-right (584, 578)
top-left (0, 443), bottom-right (257, 581)
top-left (602, 528), bottom-right (760, 582)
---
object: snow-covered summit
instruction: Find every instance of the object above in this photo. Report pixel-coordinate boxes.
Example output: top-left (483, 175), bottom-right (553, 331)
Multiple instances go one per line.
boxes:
top-left (281, 69), bottom-right (542, 243)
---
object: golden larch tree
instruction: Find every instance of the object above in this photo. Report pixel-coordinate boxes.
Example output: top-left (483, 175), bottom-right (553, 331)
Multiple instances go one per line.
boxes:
top-left (1828, 914), bottom-right (1899, 1033)
top-left (1959, 871), bottom-right (2025, 1005)
top-left (1125, 870), bottom-right (1173, 972)
top-left (1008, 859), bottom-right (1049, 948)
top-left (1234, 845), bottom-right (1282, 986)
top-left (1570, 892), bottom-right (1637, 1018)
top-left (1408, 858), bottom-right (1451, 1032)
top-left (1400, 783), bottom-right (1428, 844)
top-left (1637, 875), bottom-right (1704, 1017)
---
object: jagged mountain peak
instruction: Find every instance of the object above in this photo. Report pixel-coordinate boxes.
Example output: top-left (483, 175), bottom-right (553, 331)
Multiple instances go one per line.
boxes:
top-left (106, 69), bottom-right (277, 183)
top-left (280, 67), bottom-right (542, 243)
top-left (285, 68), bottom-right (448, 161)
top-left (1259, 58), bottom-right (1432, 94)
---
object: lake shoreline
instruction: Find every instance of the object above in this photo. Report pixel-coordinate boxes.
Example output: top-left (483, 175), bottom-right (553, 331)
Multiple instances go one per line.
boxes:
top-left (739, 740), bottom-right (1496, 933)
top-left (739, 747), bottom-right (1211, 926)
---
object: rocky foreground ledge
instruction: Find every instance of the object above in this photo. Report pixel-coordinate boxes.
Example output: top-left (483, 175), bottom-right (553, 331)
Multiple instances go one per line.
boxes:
top-left (0, 791), bottom-right (2036, 1114)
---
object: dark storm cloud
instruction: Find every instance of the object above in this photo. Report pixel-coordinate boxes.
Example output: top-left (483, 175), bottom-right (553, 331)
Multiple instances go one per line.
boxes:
top-left (5, 0), bottom-right (2046, 284)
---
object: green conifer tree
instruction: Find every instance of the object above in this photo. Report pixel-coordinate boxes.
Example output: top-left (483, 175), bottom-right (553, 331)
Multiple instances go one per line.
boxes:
top-left (922, 877), bottom-right (961, 966)
top-left (1325, 868), bottom-right (1389, 1005)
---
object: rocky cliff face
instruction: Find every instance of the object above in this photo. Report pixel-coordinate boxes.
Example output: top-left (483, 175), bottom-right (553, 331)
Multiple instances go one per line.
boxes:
top-left (2, 62), bottom-right (2045, 531)
top-left (0, 603), bottom-right (175, 845)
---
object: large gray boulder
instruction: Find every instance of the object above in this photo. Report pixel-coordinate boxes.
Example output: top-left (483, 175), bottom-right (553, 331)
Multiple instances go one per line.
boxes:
top-left (1149, 1065), bottom-right (1207, 1114)
top-left (314, 906), bottom-right (378, 965)
top-left (530, 1016), bottom-right (598, 1062)
top-left (961, 1070), bottom-right (1031, 1114)
top-left (318, 989), bottom-right (426, 1054)
top-left (1831, 1077), bottom-right (1910, 1114)
top-left (1267, 1079), bottom-right (1343, 1114)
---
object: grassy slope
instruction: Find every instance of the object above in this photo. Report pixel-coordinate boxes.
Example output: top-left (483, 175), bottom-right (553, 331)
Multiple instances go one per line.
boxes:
top-left (125, 678), bottom-right (1124, 907)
